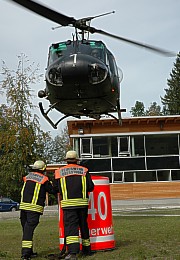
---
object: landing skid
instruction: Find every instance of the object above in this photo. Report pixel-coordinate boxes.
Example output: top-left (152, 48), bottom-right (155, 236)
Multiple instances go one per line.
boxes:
top-left (39, 102), bottom-right (71, 129)
top-left (105, 112), bottom-right (123, 123)
top-left (39, 100), bottom-right (126, 129)
top-left (102, 98), bottom-right (126, 125)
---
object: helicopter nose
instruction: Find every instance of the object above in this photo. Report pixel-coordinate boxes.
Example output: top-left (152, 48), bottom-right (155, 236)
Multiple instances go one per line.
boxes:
top-left (46, 54), bottom-right (108, 86)
top-left (61, 54), bottom-right (108, 85)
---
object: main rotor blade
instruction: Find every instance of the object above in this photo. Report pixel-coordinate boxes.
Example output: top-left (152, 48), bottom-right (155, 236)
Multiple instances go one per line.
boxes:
top-left (9, 0), bottom-right (175, 57)
top-left (91, 28), bottom-right (175, 57)
top-left (9, 0), bottom-right (76, 26)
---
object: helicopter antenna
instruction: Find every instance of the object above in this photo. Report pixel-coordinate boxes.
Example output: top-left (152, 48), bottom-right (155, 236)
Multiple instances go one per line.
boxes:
top-left (80, 10), bottom-right (115, 23)
top-left (75, 28), bottom-right (79, 41)
top-left (95, 10), bottom-right (115, 18)
top-left (72, 33), bottom-right (75, 45)
top-left (52, 25), bottom-right (62, 30)
top-left (52, 24), bottom-right (74, 30)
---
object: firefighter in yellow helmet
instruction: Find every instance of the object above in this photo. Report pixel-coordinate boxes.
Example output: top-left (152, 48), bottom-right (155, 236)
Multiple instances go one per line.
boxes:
top-left (20, 160), bottom-right (57, 260)
top-left (54, 151), bottom-right (94, 260)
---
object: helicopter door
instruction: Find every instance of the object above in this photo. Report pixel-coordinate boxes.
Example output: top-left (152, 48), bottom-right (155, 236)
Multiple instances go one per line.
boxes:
top-left (106, 51), bottom-right (119, 78)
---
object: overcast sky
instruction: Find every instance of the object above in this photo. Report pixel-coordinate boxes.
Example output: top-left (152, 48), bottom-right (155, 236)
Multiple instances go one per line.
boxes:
top-left (1, 0), bottom-right (179, 135)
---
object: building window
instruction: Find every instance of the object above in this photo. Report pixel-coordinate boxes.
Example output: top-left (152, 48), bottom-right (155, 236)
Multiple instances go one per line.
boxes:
top-left (80, 138), bottom-right (92, 157)
top-left (111, 137), bottom-right (118, 157)
top-left (124, 172), bottom-right (134, 182)
top-left (171, 170), bottom-right (180, 181)
top-left (131, 136), bottom-right (145, 156)
top-left (118, 137), bottom-right (130, 156)
top-left (136, 171), bottom-right (157, 182)
top-left (145, 134), bottom-right (179, 156)
top-left (113, 172), bottom-right (123, 182)
top-left (93, 137), bottom-right (109, 157)
top-left (157, 170), bottom-right (171, 181)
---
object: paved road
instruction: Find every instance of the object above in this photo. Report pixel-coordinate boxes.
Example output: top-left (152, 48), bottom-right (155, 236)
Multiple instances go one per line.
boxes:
top-left (112, 198), bottom-right (180, 210)
top-left (1, 198), bottom-right (180, 220)
top-left (0, 206), bottom-right (58, 220)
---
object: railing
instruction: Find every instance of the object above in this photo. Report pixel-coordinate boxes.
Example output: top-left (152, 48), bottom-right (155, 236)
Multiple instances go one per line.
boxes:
top-left (81, 155), bottom-right (180, 184)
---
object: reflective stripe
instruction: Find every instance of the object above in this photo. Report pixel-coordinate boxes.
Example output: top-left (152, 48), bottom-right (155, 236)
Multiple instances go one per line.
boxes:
top-left (90, 234), bottom-right (115, 243)
top-left (60, 178), bottom-right (67, 200)
top-left (60, 235), bottom-right (115, 244)
top-left (32, 183), bottom-right (41, 204)
top-left (92, 179), bottom-right (109, 185)
top-left (66, 236), bottom-right (79, 244)
top-left (82, 175), bottom-right (86, 199)
top-left (21, 182), bottom-right (26, 203)
top-left (59, 238), bottom-right (64, 244)
top-left (61, 198), bottom-right (89, 208)
top-left (20, 202), bottom-right (44, 213)
top-left (82, 238), bottom-right (90, 246)
top-left (22, 240), bottom-right (33, 248)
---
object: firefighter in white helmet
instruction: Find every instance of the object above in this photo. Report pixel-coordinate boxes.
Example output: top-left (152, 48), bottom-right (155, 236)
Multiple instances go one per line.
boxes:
top-left (54, 151), bottom-right (94, 260)
top-left (20, 160), bottom-right (57, 260)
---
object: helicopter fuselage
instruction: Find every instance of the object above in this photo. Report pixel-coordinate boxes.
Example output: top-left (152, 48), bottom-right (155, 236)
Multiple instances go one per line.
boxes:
top-left (38, 40), bottom-right (121, 119)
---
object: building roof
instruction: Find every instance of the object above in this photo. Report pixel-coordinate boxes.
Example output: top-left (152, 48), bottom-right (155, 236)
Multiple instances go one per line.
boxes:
top-left (67, 115), bottom-right (180, 136)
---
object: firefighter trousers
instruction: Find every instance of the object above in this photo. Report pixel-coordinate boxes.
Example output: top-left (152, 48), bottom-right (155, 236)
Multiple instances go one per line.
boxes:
top-left (63, 207), bottom-right (91, 255)
top-left (20, 210), bottom-right (40, 257)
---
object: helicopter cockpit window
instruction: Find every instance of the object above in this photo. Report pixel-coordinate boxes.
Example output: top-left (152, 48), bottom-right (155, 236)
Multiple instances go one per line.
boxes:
top-left (91, 48), bottom-right (101, 59)
top-left (48, 42), bottom-right (72, 65)
top-left (89, 41), bottom-right (105, 61)
top-left (48, 40), bottom-right (106, 65)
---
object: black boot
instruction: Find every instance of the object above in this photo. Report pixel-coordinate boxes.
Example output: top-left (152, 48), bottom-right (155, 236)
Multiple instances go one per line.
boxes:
top-left (30, 252), bottom-right (37, 258)
top-left (64, 254), bottom-right (77, 260)
top-left (21, 256), bottom-right (31, 260)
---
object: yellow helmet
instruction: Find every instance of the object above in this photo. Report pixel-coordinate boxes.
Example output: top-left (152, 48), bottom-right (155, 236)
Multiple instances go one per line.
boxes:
top-left (65, 150), bottom-right (79, 161)
top-left (32, 160), bottom-right (46, 171)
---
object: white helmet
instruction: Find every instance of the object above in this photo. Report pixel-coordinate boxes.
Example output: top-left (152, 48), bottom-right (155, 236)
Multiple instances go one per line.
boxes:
top-left (32, 160), bottom-right (46, 171)
top-left (65, 150), bottom-right (79, 161)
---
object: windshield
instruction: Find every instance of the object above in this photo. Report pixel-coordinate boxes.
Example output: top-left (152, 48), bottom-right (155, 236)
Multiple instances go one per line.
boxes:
top-left (48, 40), bottom-right (106, 65)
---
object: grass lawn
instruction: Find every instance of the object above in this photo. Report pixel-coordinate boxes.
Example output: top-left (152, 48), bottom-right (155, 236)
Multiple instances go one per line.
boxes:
top-left (0, 209), bottom-right (180, 259)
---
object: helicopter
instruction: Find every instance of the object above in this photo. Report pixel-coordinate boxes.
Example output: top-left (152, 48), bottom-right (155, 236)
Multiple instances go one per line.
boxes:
top-left (10, 0), bottom-right (175, 129)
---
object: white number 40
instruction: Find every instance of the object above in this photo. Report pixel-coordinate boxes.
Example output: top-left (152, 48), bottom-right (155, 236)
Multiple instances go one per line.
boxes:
top-left (88, 192), bottom-right (107, 221)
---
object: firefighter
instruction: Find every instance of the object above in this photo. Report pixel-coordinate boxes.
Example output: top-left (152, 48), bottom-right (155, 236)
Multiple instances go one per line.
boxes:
top-left (54, 150), bottom-right (94, 260)
top-left (20, 160), bottom-right (57, 260)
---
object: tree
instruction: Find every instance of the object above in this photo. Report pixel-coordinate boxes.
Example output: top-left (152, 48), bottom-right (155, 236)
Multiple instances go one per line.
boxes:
top-left (33, 129), bottom-right (54, 164)
top-left (130, 101), bottom-right (146, 116)
top-left (161, 52), bottom-right (180, 115)
top-left (146, 102), bottom-right (162, 116)
top-left (51, 126), bottom-right (71, 164)
top-left (0, 54), bottom-right (52, 200)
